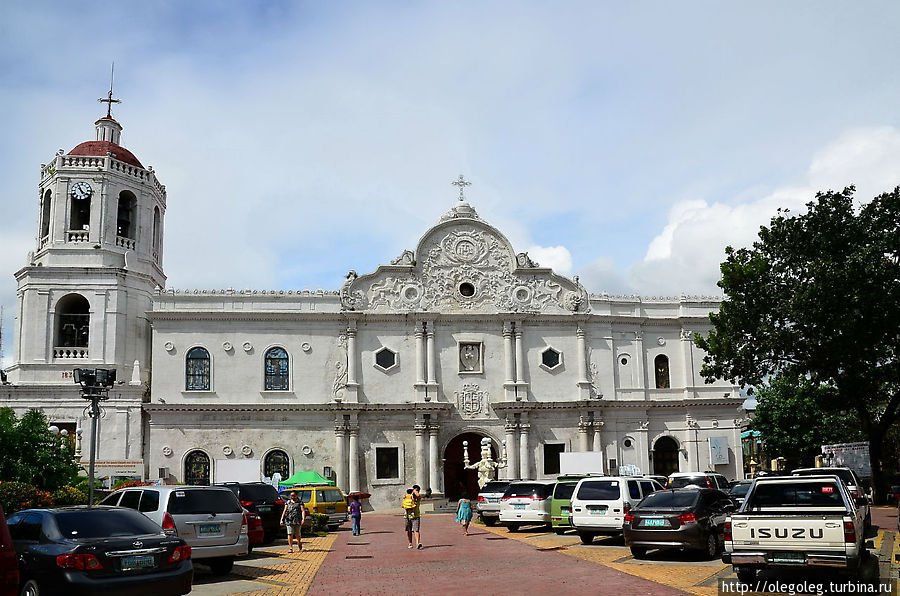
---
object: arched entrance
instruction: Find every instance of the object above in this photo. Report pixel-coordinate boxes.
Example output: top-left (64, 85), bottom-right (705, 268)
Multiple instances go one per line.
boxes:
top-left (444, 433), bottom-right (496, 501)
top-left (653, 436), bottom-right (679, 477)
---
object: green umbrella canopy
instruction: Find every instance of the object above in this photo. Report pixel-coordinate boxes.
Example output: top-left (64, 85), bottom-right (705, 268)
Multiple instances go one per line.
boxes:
top-left (278, 470), bottom-right (335, 487)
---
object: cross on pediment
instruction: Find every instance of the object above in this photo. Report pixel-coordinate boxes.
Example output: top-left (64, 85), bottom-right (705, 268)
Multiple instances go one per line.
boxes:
top-left (452, 174), bottom-right (471, 202)
top-left (98, 63), bottom-right (121, 118)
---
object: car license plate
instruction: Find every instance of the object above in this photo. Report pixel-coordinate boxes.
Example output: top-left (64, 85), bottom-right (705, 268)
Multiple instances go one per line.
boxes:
top-left (326, 506), bottom-right (335, 514)
top-left (514, 504), bottom-right (526, 510)
top-left (643, 518), bottom-right (665, 527)
top-left (257, 505), bottom-right (271, 513)
top-left (120, 555), bottom-right (155, 571)
top-left (199, 524), bottom-right (221, 535)
top-left (488, 498), bottom-right (499, 503)
top-left (771, 552), bottom-right (806, 564)
top-left (589, 508), bottom-right (606, 515)
top-left (561, 507), bottom-right (570, 514)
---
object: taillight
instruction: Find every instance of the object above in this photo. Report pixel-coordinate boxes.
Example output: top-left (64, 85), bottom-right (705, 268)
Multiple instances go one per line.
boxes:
top-left (623, 503), bottom-right (631, 515)
top-left (843, 521), bottom-right (856, 543)
top-left (677, 513), bottom-right (697, 524)
top-left (56, 553), bottom-right (104, 571)
top-left (533, 495), bottom-right (547, 501)
top-left (624, 513), bottom-right (634, 524)
top-left (723, 521), bottom-right (732, 542)
top-left (162, 512), bottom-right (176, 534)
top-left (167, 545), bottom-right (192, 563)
top-left (241, 512), bottom-right (249, 535)
top-left (477, 496), bottom-right (485, 502)
top-left (706, 477), bottom-right (712, 488)
top-left (500, 496), bottom-right (510, 501)
top-left (240, 500), bottom-right (253, 508)
top-left (274, 499), bottom-right (284, 506)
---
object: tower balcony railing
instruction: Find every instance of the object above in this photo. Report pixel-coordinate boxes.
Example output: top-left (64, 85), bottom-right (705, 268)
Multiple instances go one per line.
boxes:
top-left (53, 347), bottom-right (89, 359)
top-left (115, 235), bottom-right (136, 250)
top-left (67, 230), bottom-right (90, 243)
top-left (39, 234), bottom-right (49, 248)
top-left (41, 154), bottom-right (167, 199)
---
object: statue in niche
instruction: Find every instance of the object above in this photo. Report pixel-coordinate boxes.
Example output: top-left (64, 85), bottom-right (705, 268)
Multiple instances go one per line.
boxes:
top-left (459, 343), bottom-right (481, 372)
top-left (463, 437), bottom-right (508, 489)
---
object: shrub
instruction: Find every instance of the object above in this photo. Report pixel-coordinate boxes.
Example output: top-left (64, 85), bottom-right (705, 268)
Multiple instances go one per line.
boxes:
top-left (112, 479), bottom-right (152, 490)
top-left (52, 485), bottom-right (88, 507)
top-left (0, 481), bottom-right (53, 514)
top-left (302, 513), bottom-right (330, 536)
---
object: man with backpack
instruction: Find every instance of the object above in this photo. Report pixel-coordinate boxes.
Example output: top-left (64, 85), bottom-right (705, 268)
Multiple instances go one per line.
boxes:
top-left (402, 485), bottom-right (422, 549)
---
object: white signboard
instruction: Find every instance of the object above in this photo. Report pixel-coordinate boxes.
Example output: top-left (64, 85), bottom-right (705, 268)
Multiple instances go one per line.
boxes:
top-left (709, 437), bottom-right (730, 465)
top-left (821, 442), bottom-right (871, 478)
top-left (215, 459), bottom-right (261, 483)
top-left (559, 452), bottom-right (606, 475)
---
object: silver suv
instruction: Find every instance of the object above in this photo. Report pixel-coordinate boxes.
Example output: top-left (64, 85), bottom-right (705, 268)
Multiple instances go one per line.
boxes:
top-left (475, 480), bottom-right (512, 526)
top-left (100, 485), bottom-right (248, 575)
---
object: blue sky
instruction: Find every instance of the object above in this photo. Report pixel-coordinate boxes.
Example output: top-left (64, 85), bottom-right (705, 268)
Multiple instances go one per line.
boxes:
top-left (2, 2), bottom-right (900, 365)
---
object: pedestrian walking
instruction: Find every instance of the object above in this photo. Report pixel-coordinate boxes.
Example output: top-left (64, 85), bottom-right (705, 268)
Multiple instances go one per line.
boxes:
top-left (280, 491), bottom-right (306, 553)
top-left (401, 487), bottom-right (422, 549)
top-left (349, 495), bottom-right (362, 536)
top-left (456, 492), bottom-right (473, 536)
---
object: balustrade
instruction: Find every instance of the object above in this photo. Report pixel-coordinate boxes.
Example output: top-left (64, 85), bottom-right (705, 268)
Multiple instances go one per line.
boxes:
top-left (67, 230), bottom-right (89, 243)
top-left (115, 236), bottom-right (136, 250)
top-left (53, 347), bottom-right (89, 359)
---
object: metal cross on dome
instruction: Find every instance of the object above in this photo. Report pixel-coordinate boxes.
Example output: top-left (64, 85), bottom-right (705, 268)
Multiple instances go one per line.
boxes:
top-left (452, 174), bottom-right (471, 202)
top-left (98, 63), bottom-right (121, 118)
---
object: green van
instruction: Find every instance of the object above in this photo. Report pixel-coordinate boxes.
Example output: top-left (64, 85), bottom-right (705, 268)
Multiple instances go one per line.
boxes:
top-left (551, 474), bottom-right (598, 534)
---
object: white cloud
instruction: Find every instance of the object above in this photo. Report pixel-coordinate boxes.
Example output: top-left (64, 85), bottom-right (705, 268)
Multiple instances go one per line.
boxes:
top-left (577, 256), bottom-right (631, 294)
top-left (526, 245), bottom-right (572, 275)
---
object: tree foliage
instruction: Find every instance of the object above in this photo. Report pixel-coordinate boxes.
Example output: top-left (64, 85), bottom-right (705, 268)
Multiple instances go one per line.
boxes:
top-left (752, 375), bottom-right (864, 470)
top-left (0, 407), bottom-right (82, 491)
top-left (697, 187), bottom-right (900, 497)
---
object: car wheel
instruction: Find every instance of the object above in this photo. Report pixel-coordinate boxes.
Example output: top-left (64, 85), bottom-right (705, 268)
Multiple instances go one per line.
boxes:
top-left (630, 546), bottom-right (648, 559)
top-left (735, 567), bottom-right (756, 583)
top-left (703, 533), bottom-right (718, 559)
top-left (482, 517), bottom-right (497, 527)
top-left (208, 557), bottom-right (235, 576)
top-left (507, 525), bottom-right (518, 533)
top-left (857, 551), bottom-right (879, 584)
top-left (864, 511), bottom-right (872, 534)
top-left (554, 528), bottom-right (567, 535)
top-left (20, 580), bottom-right (40, 596)
top-left (578, 531), bottom-right (594, 545)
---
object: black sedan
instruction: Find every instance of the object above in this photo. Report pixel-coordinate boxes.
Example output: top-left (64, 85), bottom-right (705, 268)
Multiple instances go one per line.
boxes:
top-left (623, 488), bottom-right (735, 560)
top-left (8, 506), bottom-right (192, 596)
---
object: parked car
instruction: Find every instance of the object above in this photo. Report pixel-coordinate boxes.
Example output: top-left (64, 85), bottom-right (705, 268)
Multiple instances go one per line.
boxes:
top-left (624, 488), bottom-right (734, 559)
top-left (475, 480), bottom-right (512, 526)
top-left (498, 480), bottom-right (555, 531)
top-left (643, 475), bottom-right (668, 487)
top-left (100, 484), bottom-right (248, 575)
top-left (245, 512), bottom-right (264, 554)
top-left (727, 480), bottom-right (753, 509)
top-left (885, 485), bottom-right (900, 505)
top-left (7, 506), bottom-right (192, 596)
top-left (666, 472), bottom-right (730, 491)
top-left (0, 504), bottom-right (18, 596)
top-left (278, 485), bottom-right (347, 530)
top-left (550, 475), bottom-right (593, 534)
top-left (570, 476), bottom-right (664, 544)
top-left (217, 482), bottom-right (284, 543)
top-left (791, 467), bottom-right (870, 530)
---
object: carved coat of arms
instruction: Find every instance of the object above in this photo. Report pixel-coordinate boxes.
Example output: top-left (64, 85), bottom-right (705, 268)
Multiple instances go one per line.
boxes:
top-left (455, 383), bottom-right (488, 418)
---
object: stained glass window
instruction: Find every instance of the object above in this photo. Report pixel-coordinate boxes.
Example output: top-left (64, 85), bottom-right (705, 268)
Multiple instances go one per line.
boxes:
top-left (186, 347), bottom-right (210, 391)
top-left (265, 347), bottom-right (289, 390)
top-left (264, 450), bottom-right (290, 479)
top-left (654, 354), bottom-right (670, 389)
top-left (184, 450), bottom-right (210, 485)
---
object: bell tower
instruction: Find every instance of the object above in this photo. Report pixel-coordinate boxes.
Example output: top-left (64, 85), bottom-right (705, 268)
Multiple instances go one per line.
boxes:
top-left (6, 99), bottom-right (166, 386)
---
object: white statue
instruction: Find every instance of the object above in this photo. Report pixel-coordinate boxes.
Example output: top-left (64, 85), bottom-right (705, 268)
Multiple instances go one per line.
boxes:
top-left (463, 437), bottom-right (508, 489)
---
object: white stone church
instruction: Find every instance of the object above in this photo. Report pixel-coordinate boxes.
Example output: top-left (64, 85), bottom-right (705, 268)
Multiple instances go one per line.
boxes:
top-left (1, 107), bottom-right (744, 509)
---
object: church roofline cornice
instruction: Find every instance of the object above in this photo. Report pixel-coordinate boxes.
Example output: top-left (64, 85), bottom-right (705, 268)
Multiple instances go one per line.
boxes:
top-left (491, 397), bottom-right (744, 413)
top-left (143, 402), bottom-right (453, 415)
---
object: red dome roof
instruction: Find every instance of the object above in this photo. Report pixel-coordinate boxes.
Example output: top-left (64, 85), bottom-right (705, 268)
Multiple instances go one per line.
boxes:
top-left (68, 141), bottom-right (144, 169)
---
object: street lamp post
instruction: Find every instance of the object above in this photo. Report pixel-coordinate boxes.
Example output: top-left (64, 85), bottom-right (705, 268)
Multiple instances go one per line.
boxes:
top-left (73, 368), bottom-right (116, 506)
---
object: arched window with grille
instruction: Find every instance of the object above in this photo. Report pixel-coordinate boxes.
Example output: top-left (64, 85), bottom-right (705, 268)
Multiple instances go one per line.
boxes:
top-left (654, 354), bottom-right (670, 389)
top-left (152, 206), bottom-right (161, 261)
top-left (40, 189), bottom-right (52, 242)
top-left (264, 347), bottom-right (289, 390)
top-left (184, 450), bottom-right (210, 485)
top-left (56, 294), bottom-right (90, 349)
top-left (185, 347), bottom-right (211, 391)
top-left (264, 450), bottom-right (290, 480)
top-left (116, 191), bottom-right (137, 239)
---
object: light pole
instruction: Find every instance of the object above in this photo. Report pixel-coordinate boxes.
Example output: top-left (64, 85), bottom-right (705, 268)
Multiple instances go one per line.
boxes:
top-left (73, 368), bottom-right (116, 506)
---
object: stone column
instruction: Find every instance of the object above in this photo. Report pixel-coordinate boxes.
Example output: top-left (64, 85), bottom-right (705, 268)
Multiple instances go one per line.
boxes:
top-left (503, 322), bottom-right (515, 384)
top-left (348, 425), bottom-right (360, 493)
top-left (505, 420), bottom-right (518, 480)
top-left (346, 323), bottom-right (358, 385)
top-left (415, 322), bottom-right (426, 385)
top-left (334, 422), bottom-right (347, 490)
top-left (518, 423), bottom-right (531, 480)
top-left (426, 322), bottom-right (436, 385)
top-left (576, 325), bottom-right (588, 384)
top-left (578, 417), bottom-right (590, 452)
top-left (593, 420), bottom-right (605, 473)
top-left (415, 420), bottom-right (427, 490)
top-left (428, 424), bottom-right (440, 494)
top-left (514, 324), bottom-right (525, 385)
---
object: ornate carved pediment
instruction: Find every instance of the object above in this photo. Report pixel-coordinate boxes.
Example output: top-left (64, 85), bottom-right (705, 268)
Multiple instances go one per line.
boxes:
top-left (340, 208), bottom-right (589, 314)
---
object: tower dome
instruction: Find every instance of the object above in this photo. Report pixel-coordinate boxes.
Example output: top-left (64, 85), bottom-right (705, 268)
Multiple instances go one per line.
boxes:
top-left (67, 115), bottom-right (144, 168)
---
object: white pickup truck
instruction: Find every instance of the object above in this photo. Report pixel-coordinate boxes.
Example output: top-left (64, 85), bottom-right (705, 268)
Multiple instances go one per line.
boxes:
top-left (723, 475), bottom-right (873, 583)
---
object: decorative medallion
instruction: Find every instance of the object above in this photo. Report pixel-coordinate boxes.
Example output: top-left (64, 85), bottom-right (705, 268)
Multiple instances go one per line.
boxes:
top-left (241, 445), bottom-right (252, 456)
top-left (164, 342), bottom-right (175, 352)
top-left (162, 446), bottom-right (173, 457)
top-left (455, 383), bottom-right (488, 419)
top-left (242, 341), bottom-right (253, 352)
top-left (223, 445), bottom-right (233, 456)
top-left (222, 341), bottom-right (233, 352)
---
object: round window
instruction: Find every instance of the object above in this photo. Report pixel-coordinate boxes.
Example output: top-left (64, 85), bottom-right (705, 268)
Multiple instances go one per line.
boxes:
top-left (623, 438), bottom-right (633, 448)
top-left (620, 357), bottom-right (628, 366)
top-left (459, 282), bottom-right (476, 297)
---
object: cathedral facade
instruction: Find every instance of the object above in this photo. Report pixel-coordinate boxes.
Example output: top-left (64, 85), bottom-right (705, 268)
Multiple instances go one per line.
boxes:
top-left (2, 110), bottom-right (745, 509)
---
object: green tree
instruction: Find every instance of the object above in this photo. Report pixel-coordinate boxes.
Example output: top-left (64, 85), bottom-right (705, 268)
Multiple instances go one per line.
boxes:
top-left (696, 187), bottom-right (900, 500)
top-left (0, 407), bottom-right (81, 490)
top-left (752, 375), bottom-right (864, 470)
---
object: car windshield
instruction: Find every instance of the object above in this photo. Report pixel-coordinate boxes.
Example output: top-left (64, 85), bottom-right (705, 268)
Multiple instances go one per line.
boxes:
top-left (481, 482), bottom-right (510, 494)
top-left (553, 482), bottom-right (578, 500)
top-left (575, 481), bottom-right (620, 500)
top-left (792, 469), bottom-right (856, 486)
top-left (167, 490), bottom-right (242, 514)
top-left (636, 490), bottom-right (699, 509)
top-left (239, 484), bottom-right (279, 501)
top-left (730, 483), bottom-right (751, 497)
top-left (281, 491), bottom-right (312, 503)
top-left (504, 484), bottom-right (551, 498)
top-left (668, 476), bottom-right (708, 489)
top-left (750, 481), bottom-right (844, 507)
top-left (55, 509), bottom-right (163, 539)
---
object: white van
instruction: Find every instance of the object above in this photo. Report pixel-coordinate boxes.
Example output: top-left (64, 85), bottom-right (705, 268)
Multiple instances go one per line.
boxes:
top-left (570, 476), bottom-right (663, 544)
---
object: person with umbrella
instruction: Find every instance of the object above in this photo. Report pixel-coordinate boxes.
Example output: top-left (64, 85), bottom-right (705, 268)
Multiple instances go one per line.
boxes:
top-left (348, 493), bottom-right (363, 535)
